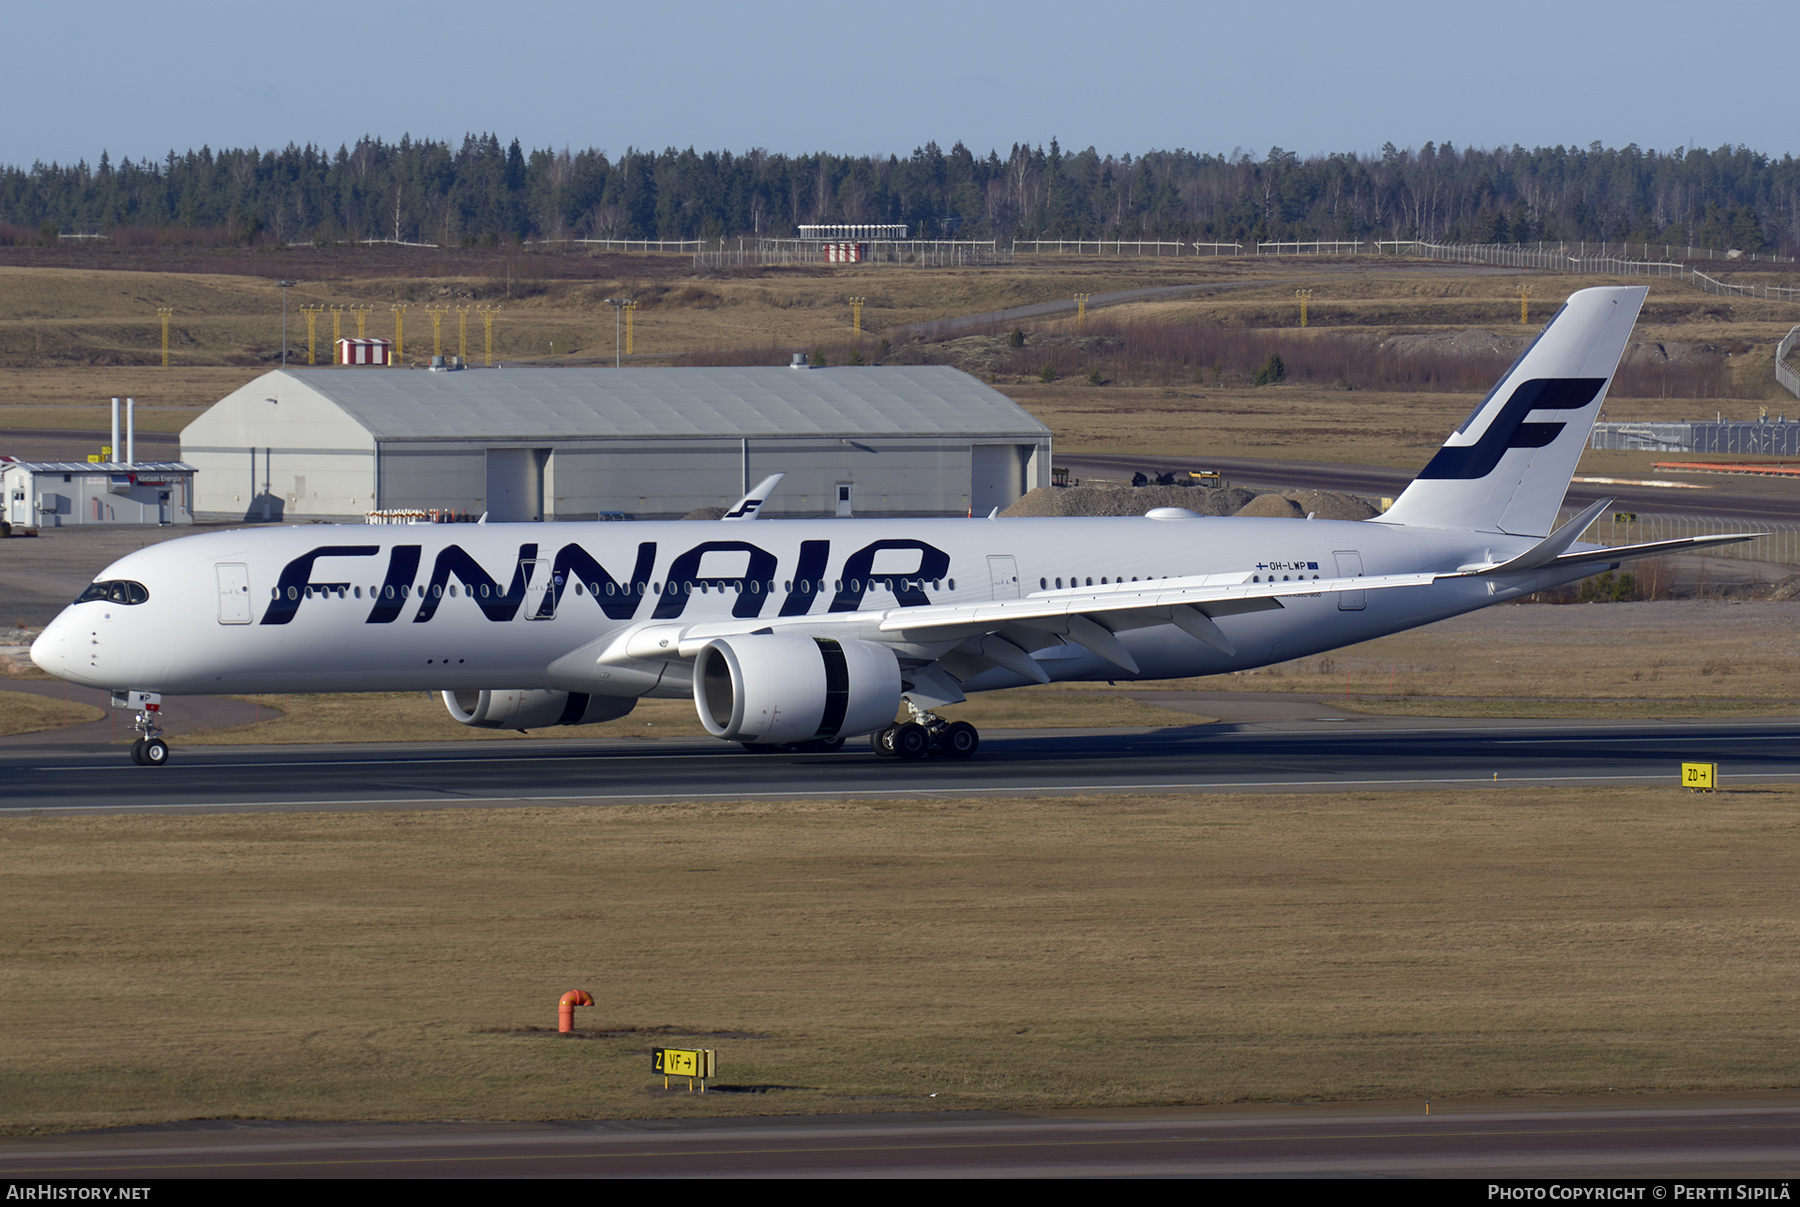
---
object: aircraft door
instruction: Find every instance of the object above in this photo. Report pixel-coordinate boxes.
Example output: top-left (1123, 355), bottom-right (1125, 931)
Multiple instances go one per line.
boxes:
top-left (522, 559), bottom-right (556, 620)
top-left (216, 563), bottom-right (253, 624)
top-left (1333, 550), bottom-right (1365, 610)
top-left (987, 555), bottom-right (1020, 600)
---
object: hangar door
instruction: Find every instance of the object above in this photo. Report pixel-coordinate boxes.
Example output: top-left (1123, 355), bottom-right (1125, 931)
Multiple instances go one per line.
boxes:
top-left (971, 444), bottom-right (1032, 516)
top-left (486, 448), bottom-right (550, 522)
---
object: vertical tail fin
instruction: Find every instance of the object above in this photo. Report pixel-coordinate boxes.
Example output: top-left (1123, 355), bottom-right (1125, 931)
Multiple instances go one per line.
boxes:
top-left (1378, 285), bottom-right (1646, 536)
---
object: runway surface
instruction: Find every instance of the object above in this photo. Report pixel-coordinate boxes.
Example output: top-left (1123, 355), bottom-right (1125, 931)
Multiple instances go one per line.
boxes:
top-left (3, 1097), bottom-right (1796, 1178)
top-left (7, 714), bottom-right (1799, 814)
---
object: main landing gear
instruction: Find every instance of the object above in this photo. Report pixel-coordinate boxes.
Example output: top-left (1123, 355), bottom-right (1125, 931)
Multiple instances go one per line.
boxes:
top-left (112, 689), bottom-right (171, 766)
top-left (871, 701), bottom-right (980, 761)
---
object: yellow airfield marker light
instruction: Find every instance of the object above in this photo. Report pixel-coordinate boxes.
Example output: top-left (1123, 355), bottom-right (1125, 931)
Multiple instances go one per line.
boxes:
top-left (1074, 293), bottom-right (1090, 329)
top-left (157, 307), bottom-right (173, 367)
top-left (330, 306), bottom-right (344, 356)
top-left (456, 306), bottom-right (471, 361)
top-left (850, 296), bottom-right (865, 339)
top-left (1682, 762), bottom-right (1717, 793)
top-left (1520, 286), bottom-right (1533, 325)
top-left (625, 299), bottom-right (637, 356)
top-left (353, 305), bottom-right (373, 339)
top-left (1296, 289), bottom-right (1314, 328)
top-left (425, 306), bottom-right (449, 357)
top-left (652, 1046), bottom-right (716, 1093)
top-left (479, 307), bottom-right (496, 366)
top-left (300, 305), bottom-right (324, 365)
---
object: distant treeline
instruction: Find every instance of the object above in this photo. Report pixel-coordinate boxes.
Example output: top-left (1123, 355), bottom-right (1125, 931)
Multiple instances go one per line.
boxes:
top-left (3, 134), bottom-right (1798, 256)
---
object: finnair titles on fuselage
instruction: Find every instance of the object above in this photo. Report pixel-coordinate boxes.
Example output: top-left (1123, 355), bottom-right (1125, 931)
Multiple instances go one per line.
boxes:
top-left (31, 287), bottom-right (1751, 766)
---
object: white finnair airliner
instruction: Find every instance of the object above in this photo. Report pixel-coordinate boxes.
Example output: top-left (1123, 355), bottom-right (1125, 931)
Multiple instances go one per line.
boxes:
top-left (32, 286), bottom-right (1750, 766)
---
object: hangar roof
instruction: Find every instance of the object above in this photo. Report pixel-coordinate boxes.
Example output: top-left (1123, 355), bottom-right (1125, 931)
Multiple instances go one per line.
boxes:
top-left (216, 366), bottom-right (1049, 442)
top-left (2, 461), bottom-right (196, 474)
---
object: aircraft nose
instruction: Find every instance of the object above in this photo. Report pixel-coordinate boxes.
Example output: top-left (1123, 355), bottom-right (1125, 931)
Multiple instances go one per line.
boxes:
top-left (30, 614), bottom-right (75, 679)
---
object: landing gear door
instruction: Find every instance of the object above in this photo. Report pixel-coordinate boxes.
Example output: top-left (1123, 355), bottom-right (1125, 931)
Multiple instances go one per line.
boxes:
top-left (987, 555), bottom-right (1020, 600)
top-left (1333, 550), bottom-right (1366, 611)
top-left (216, 563), bottom-right (252, 624)
top-left (522, 559), bottom-right (556, 620)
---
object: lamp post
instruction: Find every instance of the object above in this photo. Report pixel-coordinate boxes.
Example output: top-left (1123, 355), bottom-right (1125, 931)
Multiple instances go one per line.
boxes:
top-left (605, 297), bottom-right (631, 367)
top-left (279, 280), bottom-right (298, 366)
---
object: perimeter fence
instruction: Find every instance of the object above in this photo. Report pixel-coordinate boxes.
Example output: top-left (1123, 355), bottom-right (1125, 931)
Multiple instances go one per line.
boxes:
top-left (529, 238), bottom-right (703, 252)
top-left (1378, 241), bottom-right (1796, 300)
top-left (695, 238), bottom-right (1011, 268)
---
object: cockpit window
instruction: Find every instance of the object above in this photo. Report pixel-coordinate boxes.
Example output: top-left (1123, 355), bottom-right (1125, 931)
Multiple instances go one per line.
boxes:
top-left (75, 580), bottom-right (149, 605)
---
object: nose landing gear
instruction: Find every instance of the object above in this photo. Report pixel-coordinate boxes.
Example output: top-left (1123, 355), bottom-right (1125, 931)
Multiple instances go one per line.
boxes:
top-left (112, 689), bottom-right (171, 767)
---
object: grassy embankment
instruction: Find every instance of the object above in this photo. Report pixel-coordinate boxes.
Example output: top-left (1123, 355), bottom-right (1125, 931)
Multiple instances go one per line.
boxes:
top-left (4, 785), bottom-right (1798, 1133)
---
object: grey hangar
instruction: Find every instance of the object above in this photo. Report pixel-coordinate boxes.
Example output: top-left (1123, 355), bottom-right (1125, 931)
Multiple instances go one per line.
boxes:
top-left (181, 364), bottom-right (1052, 523)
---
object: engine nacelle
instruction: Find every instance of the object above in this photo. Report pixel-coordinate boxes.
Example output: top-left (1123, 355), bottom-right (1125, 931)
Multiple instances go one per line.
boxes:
top-left (442, 689), bottom-right (636, 731)
top-left (694, 634), bottom-right (900, 745)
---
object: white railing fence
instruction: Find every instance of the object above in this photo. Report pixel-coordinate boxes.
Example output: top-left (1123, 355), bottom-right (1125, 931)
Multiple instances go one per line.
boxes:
top-left (529, 238), bottom-right (702, 252)
top-left (695, 238), bottom-right (1011, 268)
top-left (1777, 324), bottom-right (1800, 402)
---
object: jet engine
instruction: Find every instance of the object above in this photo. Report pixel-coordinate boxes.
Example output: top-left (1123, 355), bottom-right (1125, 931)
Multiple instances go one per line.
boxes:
top-left (442, 689), bottom-right (637, 731)
top-left (693, 634), bottom-right (900, 745)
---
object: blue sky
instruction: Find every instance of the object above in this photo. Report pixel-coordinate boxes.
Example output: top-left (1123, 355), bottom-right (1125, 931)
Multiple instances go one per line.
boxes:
top-left (8, 0), bottom-right (1792, 168)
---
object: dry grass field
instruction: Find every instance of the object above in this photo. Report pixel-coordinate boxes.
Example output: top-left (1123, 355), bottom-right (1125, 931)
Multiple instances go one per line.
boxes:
top-left (4, 786), bottom-right (1797, 1132)
top-left (3, 254), bottom-right (1795, 467)
top-left (0, 689), bottom-right (100, 736)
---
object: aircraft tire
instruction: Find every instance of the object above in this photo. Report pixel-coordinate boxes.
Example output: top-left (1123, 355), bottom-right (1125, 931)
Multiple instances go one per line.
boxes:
top-left (891, 722), bottom-right (930, 761)
top-left (940, 721), bottom-right (979, 759)
top-left (130, 739), bottom-right (146, 765)
top-left (872, 724), bottom-right (901, 758)
top-left (141, 738), bottom-right (170, 766)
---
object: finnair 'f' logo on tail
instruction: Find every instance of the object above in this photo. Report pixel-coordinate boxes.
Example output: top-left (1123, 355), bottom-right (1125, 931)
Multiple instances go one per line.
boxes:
top-left (1377, 285), bottom-right (1647, 537)
top-left (1415, 377), bottom-right (1606, 481)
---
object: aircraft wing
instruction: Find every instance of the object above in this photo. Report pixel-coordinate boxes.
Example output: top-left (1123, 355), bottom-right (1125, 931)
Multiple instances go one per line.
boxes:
top-left (606, 568), bottom-right (1441, 679)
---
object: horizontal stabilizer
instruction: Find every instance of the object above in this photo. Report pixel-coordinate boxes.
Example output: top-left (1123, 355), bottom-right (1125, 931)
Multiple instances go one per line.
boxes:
top-left (1473, 498), bottom-right (1612, 574)
top-left (1527, 532), bottom-right (1760, 572)
top-left (1460, 497), bottom-right (1758, 578)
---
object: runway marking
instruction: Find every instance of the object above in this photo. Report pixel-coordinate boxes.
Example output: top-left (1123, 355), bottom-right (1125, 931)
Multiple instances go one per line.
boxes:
top-left (9, 773), bottom-right (1800, 813)
top-left (5, 1120), bottom-right (1795, 1175)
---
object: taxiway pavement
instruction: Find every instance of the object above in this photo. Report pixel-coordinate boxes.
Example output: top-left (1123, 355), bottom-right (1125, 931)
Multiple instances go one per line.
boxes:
top-left (3, 1097), bottom-right (1796, 1178)
top-left (6, 715), bottom-right (1797, 815)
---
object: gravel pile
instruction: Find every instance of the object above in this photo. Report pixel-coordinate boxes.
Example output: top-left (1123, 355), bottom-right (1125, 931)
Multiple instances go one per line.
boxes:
top-left (1003, 485), bottom-right (1256, 518)
top-left (1003, 484), bottom-right (1378, 521)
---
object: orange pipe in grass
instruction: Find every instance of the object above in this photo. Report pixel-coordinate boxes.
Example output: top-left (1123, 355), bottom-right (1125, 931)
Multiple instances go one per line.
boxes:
top-left (559, 989), bottom-right (593, 1033)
